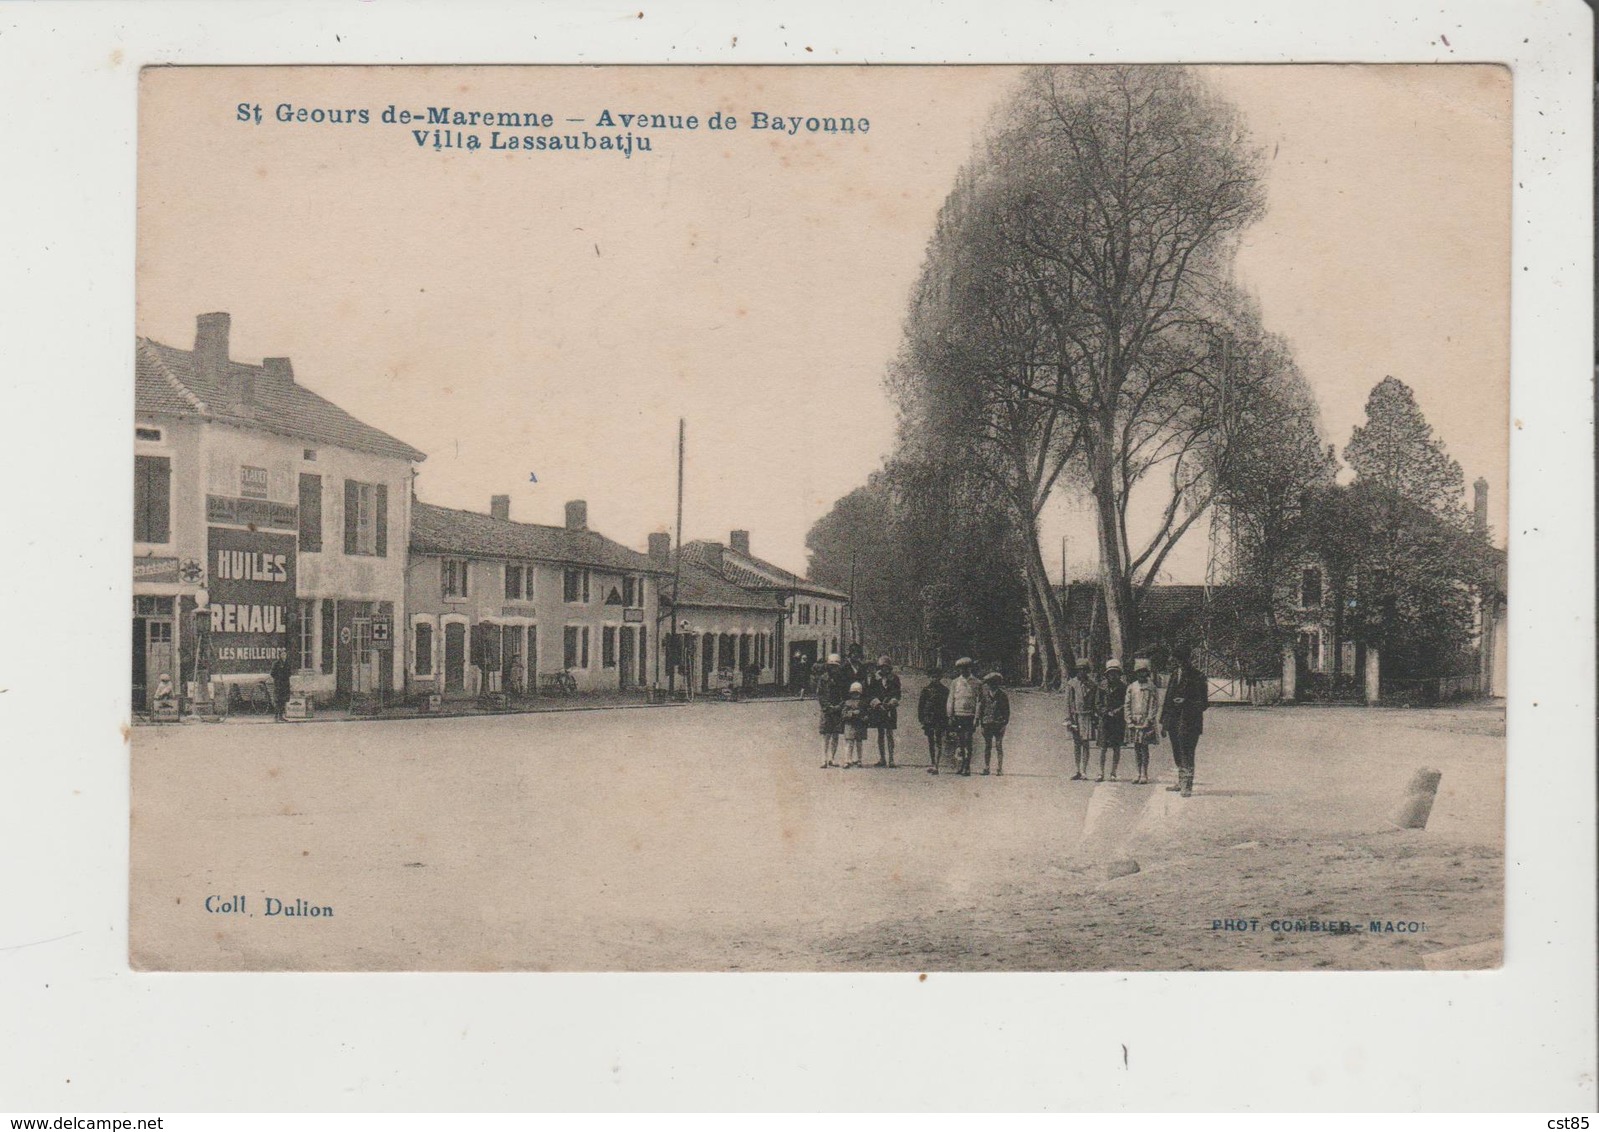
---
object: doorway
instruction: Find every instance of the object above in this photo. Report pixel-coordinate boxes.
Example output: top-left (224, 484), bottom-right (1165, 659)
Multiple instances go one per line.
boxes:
top-left (618, 626), bottom-right (637, 689)
top-left (444, 621), bottom-right (467, 694)
top-left (789, 639), bottom-right (818, 690)
top-left (132, 603), bottom-right (176, 712)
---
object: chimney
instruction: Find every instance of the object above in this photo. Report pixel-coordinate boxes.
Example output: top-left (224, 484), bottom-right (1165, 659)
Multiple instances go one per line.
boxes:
top-left (730, 529), bottom-right (750, 556)
top-left (262, 357), bottom-right (295, 383)
top-left (194, 312), bottom-right (230, 376)
top-left (1473, 477), bottom-right (1488, 534)
top-left (565, 500), bottom-right (588, 531)
top-left (490, 494), bottom-right (511, 521)
top-left (195, 312), bottom-right (251, 411)
top-left (705, 541), bottom-right (725, 575)
top-left (648, 532), bottom-right (671, 566)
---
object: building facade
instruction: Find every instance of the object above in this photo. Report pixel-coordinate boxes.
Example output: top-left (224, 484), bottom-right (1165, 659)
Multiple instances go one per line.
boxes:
top-left (134, 313), bottom-right (425, 713)
top-left (406, 498), bottom-right (665, 699)
top-left (649, 533), bottom-right (784, 693)
top-left (681, 530), bottom-right (848, 689)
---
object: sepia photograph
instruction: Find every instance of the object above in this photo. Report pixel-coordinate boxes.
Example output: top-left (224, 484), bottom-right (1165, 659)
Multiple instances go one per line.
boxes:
top-left (129, 63), bottom-right (1511, 973)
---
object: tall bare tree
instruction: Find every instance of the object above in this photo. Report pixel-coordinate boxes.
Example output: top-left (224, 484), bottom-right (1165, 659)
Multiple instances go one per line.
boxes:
top-left (990, 66), bottom-right (1271, 660)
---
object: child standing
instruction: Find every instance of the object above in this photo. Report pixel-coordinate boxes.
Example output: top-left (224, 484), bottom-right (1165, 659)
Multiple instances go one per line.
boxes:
top-left (979, 671), bottom-right (1011, 775)
top-left (1124, 658), bottom-right (1161, 785)
top-left (946, 658), bottom-right (981, 776)
top-left (869, 656), bottom-right (902, 768)
top-left (842, 681), bottom-right (869, 768)
top-left (918, 667), bottom-right (948, 774)
top-left (1064, 659), bottom-right (1098, 780)
top-left (817, 654), bottom-right (844, 768)
top-left (1097, 658), bottom-right (1127, 781)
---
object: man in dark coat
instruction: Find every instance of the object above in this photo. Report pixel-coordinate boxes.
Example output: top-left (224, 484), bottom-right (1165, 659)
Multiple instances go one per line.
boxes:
top-left (840, 643), bottom-right (873, 696)
top-left (269, 655), bottom-right (292, 721)
top-left (1159, 643), bottom-right (1209, 797)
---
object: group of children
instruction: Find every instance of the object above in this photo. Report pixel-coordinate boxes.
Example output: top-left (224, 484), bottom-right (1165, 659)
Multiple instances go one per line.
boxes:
top-left (1065, 656), bottom-right (1161, 784)
top-left (816, 648), bottom-right (905, 769)
top-left (816, 646), bottom-right (1202, 794)
top-left (913, 657), bottom-right (1011, 776)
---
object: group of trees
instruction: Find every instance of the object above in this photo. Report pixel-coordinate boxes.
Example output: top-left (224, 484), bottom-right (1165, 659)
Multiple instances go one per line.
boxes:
top-left (1284, 377), bottom-right (1499, 683)
top-left (808, 66), bottom-right (1493, 686)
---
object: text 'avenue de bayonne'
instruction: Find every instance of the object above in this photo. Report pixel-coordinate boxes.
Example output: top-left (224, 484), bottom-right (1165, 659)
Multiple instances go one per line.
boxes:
top-left (235, 103), bottom-right (872, 157)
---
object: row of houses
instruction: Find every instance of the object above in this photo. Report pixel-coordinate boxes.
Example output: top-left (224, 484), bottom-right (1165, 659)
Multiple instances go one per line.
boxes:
top-left (132, 313), bottom-right (848, 713)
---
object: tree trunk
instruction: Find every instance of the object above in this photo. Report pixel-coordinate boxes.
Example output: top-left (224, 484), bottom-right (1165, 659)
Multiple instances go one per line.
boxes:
top-left (1090, 444), bottom-right (1137, 661)
top-left (1022, 575), bottom-right (1055, 687)
top-left (1023, 530), bottom-right (1075, 682)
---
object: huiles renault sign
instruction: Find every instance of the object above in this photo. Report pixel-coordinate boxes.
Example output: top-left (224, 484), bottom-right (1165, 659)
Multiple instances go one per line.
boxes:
top-left (207, 526), bottom-right (296, 672)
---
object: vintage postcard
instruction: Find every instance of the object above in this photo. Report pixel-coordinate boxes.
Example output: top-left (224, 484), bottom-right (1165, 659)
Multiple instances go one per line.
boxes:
top-left (130, 63), bottom-right (1509, 972)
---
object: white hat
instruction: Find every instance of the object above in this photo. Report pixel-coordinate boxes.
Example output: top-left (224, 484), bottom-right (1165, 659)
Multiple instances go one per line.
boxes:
top-left (849, 681), bottom-right (863, 694)
top-left (1104, 657), bottom-right (1122, 671)
top-left (955, 656), bottom-right (973, 667)
top-left (1133, 657), bottom-right (1152, 672)
top-left (828, 653), bottom-right (842, 665)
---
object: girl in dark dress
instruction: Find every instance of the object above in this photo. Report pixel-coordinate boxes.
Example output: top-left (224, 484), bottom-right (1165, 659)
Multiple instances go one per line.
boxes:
top-left (1097, 658), bottom-right (1127, 781)
top-left (818, 656), bottom-right (844, 768)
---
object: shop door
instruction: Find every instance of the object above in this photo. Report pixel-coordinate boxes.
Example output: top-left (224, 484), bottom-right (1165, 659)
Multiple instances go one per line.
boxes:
top-left (618, 627), bottom-right (636, 689)
top-left (142, 619), bottom-right (175, 711)
top-left (444, 622), bottom-right (467, 693)
top-left (351, 618), bottom-right (376, 694)
top-left (501, 625), bottom-right (526, 695)
top-left (132, 619), bottom-right (147, 712)
top-left (700, 634), bottom-right (714, 692)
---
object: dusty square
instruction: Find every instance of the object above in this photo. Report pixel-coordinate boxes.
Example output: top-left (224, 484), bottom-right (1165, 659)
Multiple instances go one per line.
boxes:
top-left (130, 687), bottom-right (1504, 971)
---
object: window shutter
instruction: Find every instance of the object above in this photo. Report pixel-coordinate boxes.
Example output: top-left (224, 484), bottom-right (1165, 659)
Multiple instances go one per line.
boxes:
top-left (149, 457), bottom-right (170, 543)
top-left (320, 598), bottom-right (335, 673)
top-left (133, 458), bottom-right (150, 542)
top-left (134, 455), bottom-right (171, 544)
top-left (298, 474), bottom-right (322, 553)
top-left (375, 484), bottom-right (388, 557)
top-left (343, 480), bottom-right (358, 555)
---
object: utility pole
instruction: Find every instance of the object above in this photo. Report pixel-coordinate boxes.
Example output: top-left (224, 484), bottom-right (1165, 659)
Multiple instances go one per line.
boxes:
top-left (668, 418), bottom-right (684, 696)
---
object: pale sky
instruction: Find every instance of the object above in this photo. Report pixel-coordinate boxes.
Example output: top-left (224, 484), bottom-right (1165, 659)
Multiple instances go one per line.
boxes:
top-left (138, 65), bottom-right (1509, 582)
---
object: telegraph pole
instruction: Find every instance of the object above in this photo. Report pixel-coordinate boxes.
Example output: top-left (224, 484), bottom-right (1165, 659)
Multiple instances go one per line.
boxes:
top-left (668, 418), bottom-right (684, 696)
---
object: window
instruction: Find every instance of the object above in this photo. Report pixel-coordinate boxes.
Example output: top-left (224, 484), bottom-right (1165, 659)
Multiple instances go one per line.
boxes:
top-left (637, 628), bottom-right (647, 685)
top-left (798, 603), bottom-right (811, 626)
top-left (133, 454), bottom-right (171, 544)
top-left (563, 625), bottom-right (590, 670)
top-left (602, 625), bottom-right (617, 668)
top-left (622, 575), bottom-right (641, 606)
top-left (505, 563), bottom-right (532, 601)
top-left (303, 448), bottom-right (317, 462)
top-left (135, 426), bottom-right (162, 443)
top-left (1301, 567), bottom-right (1323, 608)
top-left (442, 559), bottom-right (469, 600)
top-left (563, 567), bottom-right (590, 603)
top-left (414, 621), bottom-right (434, 677)
top-left (298, 474), bottom-right (322, 553)
top-left (293, 599), bottom-right (315, 671)
top-left (343, 479), bottom-right (388, 557)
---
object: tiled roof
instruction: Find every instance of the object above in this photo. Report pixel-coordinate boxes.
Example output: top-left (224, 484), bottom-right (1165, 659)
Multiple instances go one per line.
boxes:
top-left (411, 502), bottom-right (667, 575)
top-left (136, 337), bottom-right (427, 463)
top-left (662, 555), bottom-right (784, 613)
top-left (681, 540), bottom-right (848, 600)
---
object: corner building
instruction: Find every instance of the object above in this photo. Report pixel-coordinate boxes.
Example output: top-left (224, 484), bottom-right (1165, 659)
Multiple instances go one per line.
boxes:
top-left (134, 312), bottom-right (425, 711)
